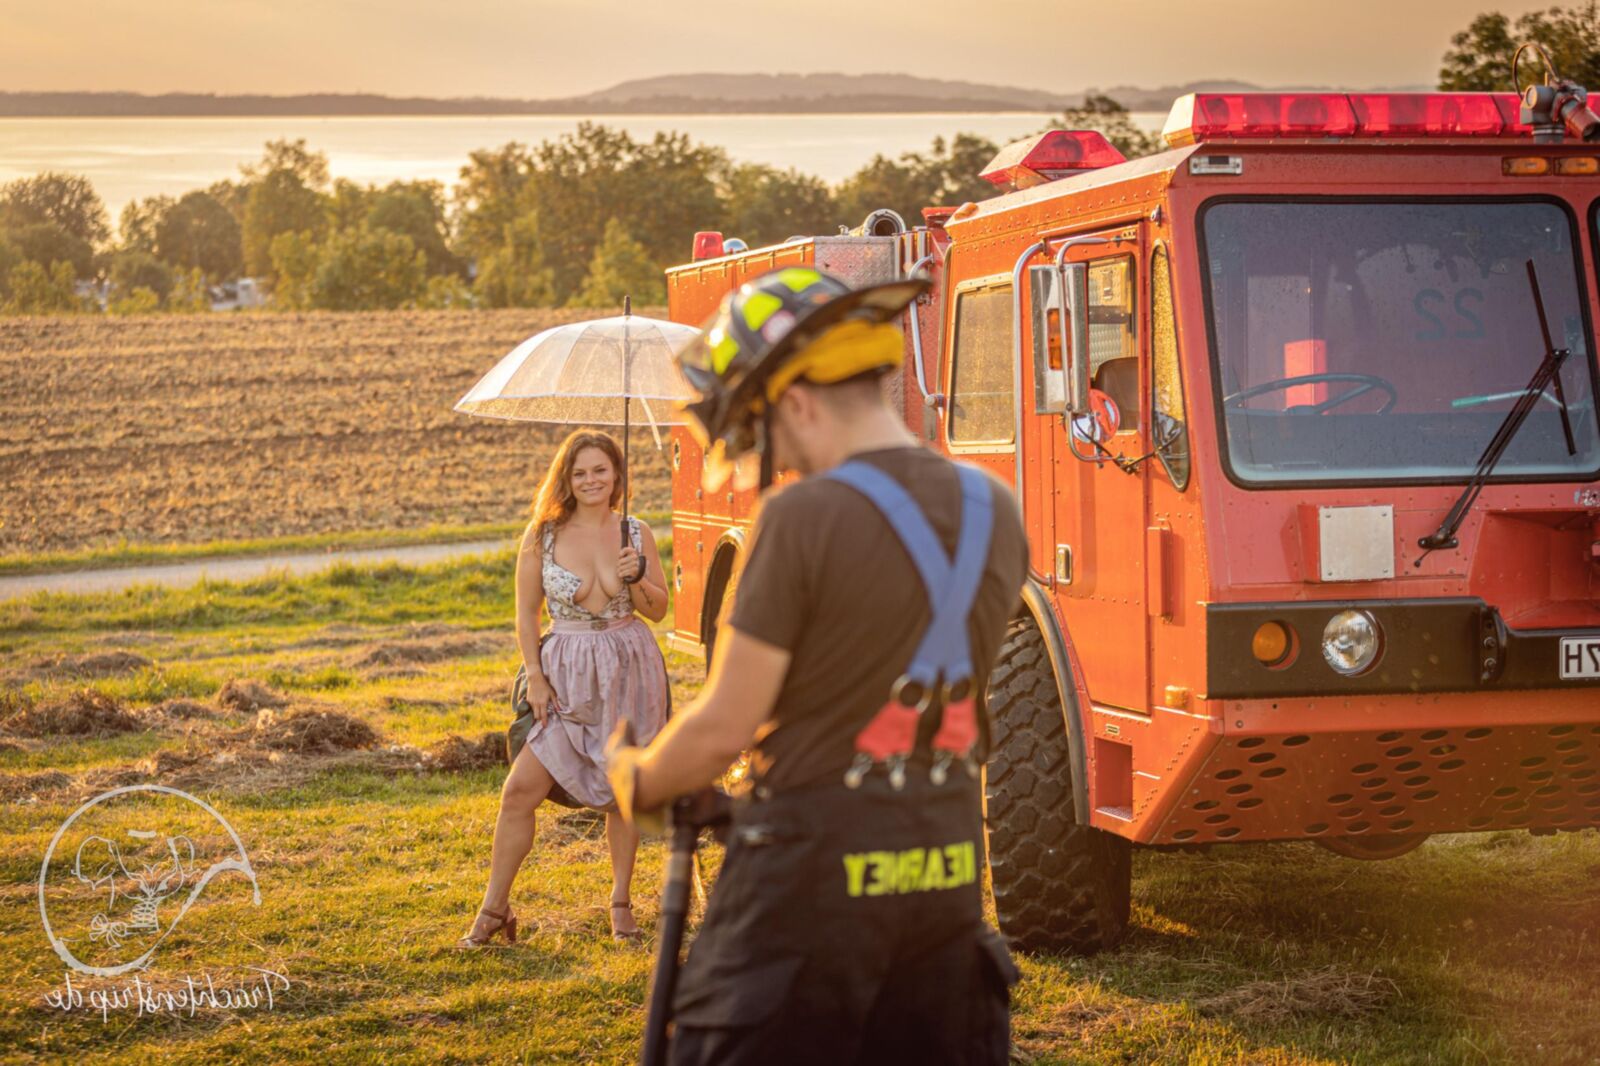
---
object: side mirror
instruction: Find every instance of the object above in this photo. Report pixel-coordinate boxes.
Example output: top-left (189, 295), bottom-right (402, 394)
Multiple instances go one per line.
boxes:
top-left (1071, 389), bottom-right (1122, 444)
top-left (1062, 262), bottom-right (1091, 416)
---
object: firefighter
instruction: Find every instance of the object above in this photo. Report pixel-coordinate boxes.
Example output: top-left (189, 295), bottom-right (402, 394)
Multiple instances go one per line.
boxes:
top-left (606, 266), bottom-right (1030, 1064)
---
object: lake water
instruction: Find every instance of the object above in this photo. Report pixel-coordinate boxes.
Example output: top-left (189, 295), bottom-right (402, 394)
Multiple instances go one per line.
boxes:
top-left (0, 112), bottom-right (1167, 219)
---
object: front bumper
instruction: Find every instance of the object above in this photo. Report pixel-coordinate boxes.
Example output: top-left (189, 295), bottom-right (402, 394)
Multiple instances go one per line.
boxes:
top-left (1207, 598), bottom-right (1600, 699)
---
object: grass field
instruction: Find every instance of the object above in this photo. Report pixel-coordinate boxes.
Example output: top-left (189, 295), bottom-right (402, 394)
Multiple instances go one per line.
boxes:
top-left (1, 554), bottom-right (1596, 1065)
top-left (0, 310), bottom-right (672, 557)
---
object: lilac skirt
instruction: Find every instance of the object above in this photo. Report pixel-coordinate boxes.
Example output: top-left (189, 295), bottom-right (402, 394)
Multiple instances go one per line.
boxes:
top-left (525, 616), bottom-right (669, 811)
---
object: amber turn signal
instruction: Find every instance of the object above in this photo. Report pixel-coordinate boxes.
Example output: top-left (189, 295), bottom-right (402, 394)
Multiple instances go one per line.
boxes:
top-left (1503, 156), bottom-right (1552, 176)
top-left (1251, 621), bottom-right (1294, 667)
top-left (1555, 156), bottom-right (1600, 175)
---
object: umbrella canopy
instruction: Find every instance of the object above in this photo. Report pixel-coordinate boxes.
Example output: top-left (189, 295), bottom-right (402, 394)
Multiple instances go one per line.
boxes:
top-left (454, 314), bottom-right (699, 432)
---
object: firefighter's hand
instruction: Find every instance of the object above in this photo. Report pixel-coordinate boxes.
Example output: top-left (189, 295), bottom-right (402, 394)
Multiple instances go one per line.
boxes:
top-left (606, 720), bottom-right (667, 834)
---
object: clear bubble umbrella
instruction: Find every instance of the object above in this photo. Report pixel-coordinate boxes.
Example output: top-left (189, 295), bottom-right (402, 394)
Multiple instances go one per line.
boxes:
top-left (454, 298), bottom-right (700, 544)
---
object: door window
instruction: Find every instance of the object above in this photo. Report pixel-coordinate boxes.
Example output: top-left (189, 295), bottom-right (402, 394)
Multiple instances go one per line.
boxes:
top-left (1151, 245), bottom-right (1190, 488)
top-left (948, 281), bottom-right (1015, 445)
top-left (1087, 257), bottom-right (1139, 430)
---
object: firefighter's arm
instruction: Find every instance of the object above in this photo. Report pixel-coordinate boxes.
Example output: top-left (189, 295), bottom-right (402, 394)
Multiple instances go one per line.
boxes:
top-left (611, 626), bottom-right (790, 818)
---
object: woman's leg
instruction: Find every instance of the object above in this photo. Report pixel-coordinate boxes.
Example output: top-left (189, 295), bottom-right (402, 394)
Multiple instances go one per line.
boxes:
top-left (606, 811), bottom-right (641, 936)
top-left (468, 744), bottom-right (554, 937)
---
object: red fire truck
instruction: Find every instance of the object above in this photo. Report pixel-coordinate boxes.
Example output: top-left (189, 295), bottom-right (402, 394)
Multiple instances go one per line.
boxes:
top-left (664, 89), bottom-right (1600, 953)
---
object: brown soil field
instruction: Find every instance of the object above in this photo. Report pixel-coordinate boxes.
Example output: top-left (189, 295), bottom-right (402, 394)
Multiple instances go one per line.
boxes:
top-left (0, 310), bottom-right (673, 555)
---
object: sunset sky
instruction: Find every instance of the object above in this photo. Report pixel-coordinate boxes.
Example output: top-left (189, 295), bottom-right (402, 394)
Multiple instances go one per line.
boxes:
top-left (0, 1), bottom-right (1555, 98)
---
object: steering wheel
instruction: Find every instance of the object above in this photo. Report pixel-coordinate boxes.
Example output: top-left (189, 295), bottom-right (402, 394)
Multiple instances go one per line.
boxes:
top-left (1224, 372), bottom-right (1398, 415)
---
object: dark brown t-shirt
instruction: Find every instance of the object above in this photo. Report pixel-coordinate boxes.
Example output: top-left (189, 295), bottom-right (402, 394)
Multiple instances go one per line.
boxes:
top-left (727, 446), bottom-right (1029, 792)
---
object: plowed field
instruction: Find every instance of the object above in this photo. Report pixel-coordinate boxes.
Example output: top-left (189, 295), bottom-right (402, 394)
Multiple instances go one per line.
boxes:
top-left (0, 310), bottom-right (672, 554)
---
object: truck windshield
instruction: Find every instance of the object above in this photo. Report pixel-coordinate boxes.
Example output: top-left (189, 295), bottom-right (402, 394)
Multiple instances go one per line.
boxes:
top-left (1200, 199), bottom-right (1600, 485)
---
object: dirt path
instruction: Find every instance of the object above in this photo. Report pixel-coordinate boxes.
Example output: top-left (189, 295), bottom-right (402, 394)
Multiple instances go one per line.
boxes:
top-left (0, 538), bottom-right (512, 602)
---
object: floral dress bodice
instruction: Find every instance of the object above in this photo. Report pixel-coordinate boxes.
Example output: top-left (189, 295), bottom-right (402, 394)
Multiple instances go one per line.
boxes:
top-left (542, 520), bottom-right (641, 622)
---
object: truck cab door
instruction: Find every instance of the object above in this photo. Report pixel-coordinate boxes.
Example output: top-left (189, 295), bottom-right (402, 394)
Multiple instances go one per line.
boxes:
top-left (1036, 230), bottom-right (1152, 714)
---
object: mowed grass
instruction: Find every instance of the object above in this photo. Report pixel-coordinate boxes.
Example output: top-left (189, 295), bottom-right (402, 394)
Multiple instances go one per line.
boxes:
top-left (0, 553), bottom-right (1596, 1064)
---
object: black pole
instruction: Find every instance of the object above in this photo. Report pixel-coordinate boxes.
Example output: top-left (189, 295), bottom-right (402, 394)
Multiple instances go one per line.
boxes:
top-left (622, 295), bottom-right (632, 549)
top-left (640, 809), bottom-right (698, 1066)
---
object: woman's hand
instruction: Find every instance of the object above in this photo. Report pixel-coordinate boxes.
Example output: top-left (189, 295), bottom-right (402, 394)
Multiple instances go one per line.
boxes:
top-left (525, 670), bottom-right (556, 725)
top-left (617, 546), bottom-right (644, 584)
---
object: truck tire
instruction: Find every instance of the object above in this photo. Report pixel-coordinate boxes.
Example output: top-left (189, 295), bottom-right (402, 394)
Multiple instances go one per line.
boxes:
top-left (984, 617), bottom-right (1131, 954)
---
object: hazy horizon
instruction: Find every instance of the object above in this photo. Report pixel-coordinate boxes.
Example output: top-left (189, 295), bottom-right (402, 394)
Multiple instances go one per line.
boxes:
top-left (0, 1), bottom-right (1554, 99)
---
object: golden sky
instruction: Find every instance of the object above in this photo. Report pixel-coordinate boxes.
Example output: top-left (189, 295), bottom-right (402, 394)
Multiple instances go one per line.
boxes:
top-left (0, 0), bottom-right (1553, 97)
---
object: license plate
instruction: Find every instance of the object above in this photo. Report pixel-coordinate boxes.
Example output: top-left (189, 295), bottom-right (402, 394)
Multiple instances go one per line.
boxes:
top-left (1559, 637), bottom-right (1600, 679)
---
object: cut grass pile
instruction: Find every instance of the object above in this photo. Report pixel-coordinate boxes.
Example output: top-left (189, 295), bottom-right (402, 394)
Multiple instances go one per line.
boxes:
top-left (0, 552), bottom-right (1595, 1064)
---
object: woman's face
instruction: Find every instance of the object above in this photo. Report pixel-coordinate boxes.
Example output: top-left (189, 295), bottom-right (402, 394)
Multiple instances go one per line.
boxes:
top-left (569, 446), bottom-right (616, 508)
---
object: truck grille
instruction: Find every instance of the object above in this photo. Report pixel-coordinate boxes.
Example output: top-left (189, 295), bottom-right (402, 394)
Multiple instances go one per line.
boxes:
top-left (1154, 723), bottom-right (1600, 844)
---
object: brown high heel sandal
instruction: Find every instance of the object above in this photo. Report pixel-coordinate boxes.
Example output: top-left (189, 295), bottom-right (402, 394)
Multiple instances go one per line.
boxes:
top-left (610, 900), bottom-right (643, 943)
top-left (457, 906), bottom-right (517, 949)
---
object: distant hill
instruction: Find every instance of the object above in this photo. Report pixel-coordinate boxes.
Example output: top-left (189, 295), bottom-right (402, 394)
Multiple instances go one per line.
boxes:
top-left (573, 72), bottom-right (1071, 109)
top-left (0, 74), bottom-right (1433, 118)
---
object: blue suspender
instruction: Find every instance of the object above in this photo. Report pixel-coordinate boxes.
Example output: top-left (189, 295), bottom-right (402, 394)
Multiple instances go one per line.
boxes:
top-left (824, 460), bottom-right (995, 786)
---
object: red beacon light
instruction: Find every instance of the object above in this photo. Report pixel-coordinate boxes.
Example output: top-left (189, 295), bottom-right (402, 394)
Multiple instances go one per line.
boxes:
top-left (1163, 93), bottom-right (1357, 147)
top-left (1164, 91), bottom-right (1529, 146)
top-left (980, 130), bottom-right (1126, 192)
top-left (1348, 93), bottom-right (1506, 137)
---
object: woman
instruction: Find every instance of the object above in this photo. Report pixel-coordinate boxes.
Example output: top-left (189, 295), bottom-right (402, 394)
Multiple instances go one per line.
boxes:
top-left (459, 429), bottom-right (670, 947)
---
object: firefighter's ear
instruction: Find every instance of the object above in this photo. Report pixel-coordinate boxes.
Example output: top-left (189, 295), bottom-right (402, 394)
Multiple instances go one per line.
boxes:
top-left (73, 836), bottom-right (123, 903)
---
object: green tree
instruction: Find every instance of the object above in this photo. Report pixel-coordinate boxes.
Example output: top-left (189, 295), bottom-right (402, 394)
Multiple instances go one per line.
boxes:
top-left (5, 222), bottom-right (94, 278)
top-left (271, 225), bottom-right (427, 310)
top-left (118, 195), bottom-right (173, 255)
top-left (570, 219), bottom-right (666, 308)
top-left (108, 286), bottom-right (161, 315)
top-left (365, 181), bottom-right (460, 276)
top-left (108, 250), bottom-right (176, 304)
top-left (1042, 94), bottom-right (1162, 159)
top-left (1441, 4), bottom-right (1600, 90)
top-left (168, 267), bottom-right (212, 312)
top-left (155, 190), bottom-right (243, 280)
top-left (268, 230), bottom-right (319, 309)
top-left (835, 133), bottom-right (1000, 225)
top-left (452, 143), bottom-right (536, 265)
top-left (311, 225), bottom-right (426, 309)
top-left (0, 236), bottom-right (22, 301)
top-left (524, 124), bottom-right (725, 303)
top-left (0, 172), bottom-right (110, 246)
top-left (473, 213), bottom-right (558, 308)
top-left (719, 163), bottom-right (837, 247)
top-left (240, 139), bottom-right (330, 278)
top-left (5, 260), bottom-right (80, 314)
top-left (416, 273), bottom-right (475, 309)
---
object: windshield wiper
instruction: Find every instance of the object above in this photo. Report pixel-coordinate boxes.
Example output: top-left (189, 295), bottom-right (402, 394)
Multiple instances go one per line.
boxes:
top-left (1416, 260), bottom-right (1577, 567)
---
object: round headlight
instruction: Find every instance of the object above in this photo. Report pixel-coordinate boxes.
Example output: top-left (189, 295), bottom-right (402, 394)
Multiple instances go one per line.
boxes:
top-left (1322, 610), bottom-right (1381, 676)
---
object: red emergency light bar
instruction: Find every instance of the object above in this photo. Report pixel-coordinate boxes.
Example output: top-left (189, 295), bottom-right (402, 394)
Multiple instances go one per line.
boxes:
top-left (1163, 92), bottom-right (1530, 147)
top-left (981, 130), bottom-right (1126, 191)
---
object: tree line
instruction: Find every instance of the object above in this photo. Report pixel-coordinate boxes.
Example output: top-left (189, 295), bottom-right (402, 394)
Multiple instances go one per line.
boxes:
top-left (0, 93), bottom-right (1167, 316)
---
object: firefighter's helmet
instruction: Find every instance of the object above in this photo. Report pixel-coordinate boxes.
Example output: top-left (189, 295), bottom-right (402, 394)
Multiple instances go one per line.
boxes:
top-left (676, 266), bottom-right (927, 469)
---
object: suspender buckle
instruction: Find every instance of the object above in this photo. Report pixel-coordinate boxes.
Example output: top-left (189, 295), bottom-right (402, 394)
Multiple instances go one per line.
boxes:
top-left (886, 753), bottom-right (908, 791)
top-left (843, 752), bottom-right (873, 790)
top-left (889, 675), bottom-right (936, 713)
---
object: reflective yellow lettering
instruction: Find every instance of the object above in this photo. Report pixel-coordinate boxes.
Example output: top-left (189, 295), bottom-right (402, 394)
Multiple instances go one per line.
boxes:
top-left (866, 851), bottom-right (895, 896)
top-left (843, 853), bottom-right (869, 898)
top-left (921, 847), bottom-right (947, 890)
top-left (896, 848), bottom-right (926, 893)
top-left (944, 843), bottom-right (966, 887)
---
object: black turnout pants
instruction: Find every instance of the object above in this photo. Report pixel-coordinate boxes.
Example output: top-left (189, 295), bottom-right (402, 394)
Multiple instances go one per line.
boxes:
top-left (669, 772), bottom-right (1017, 1066)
